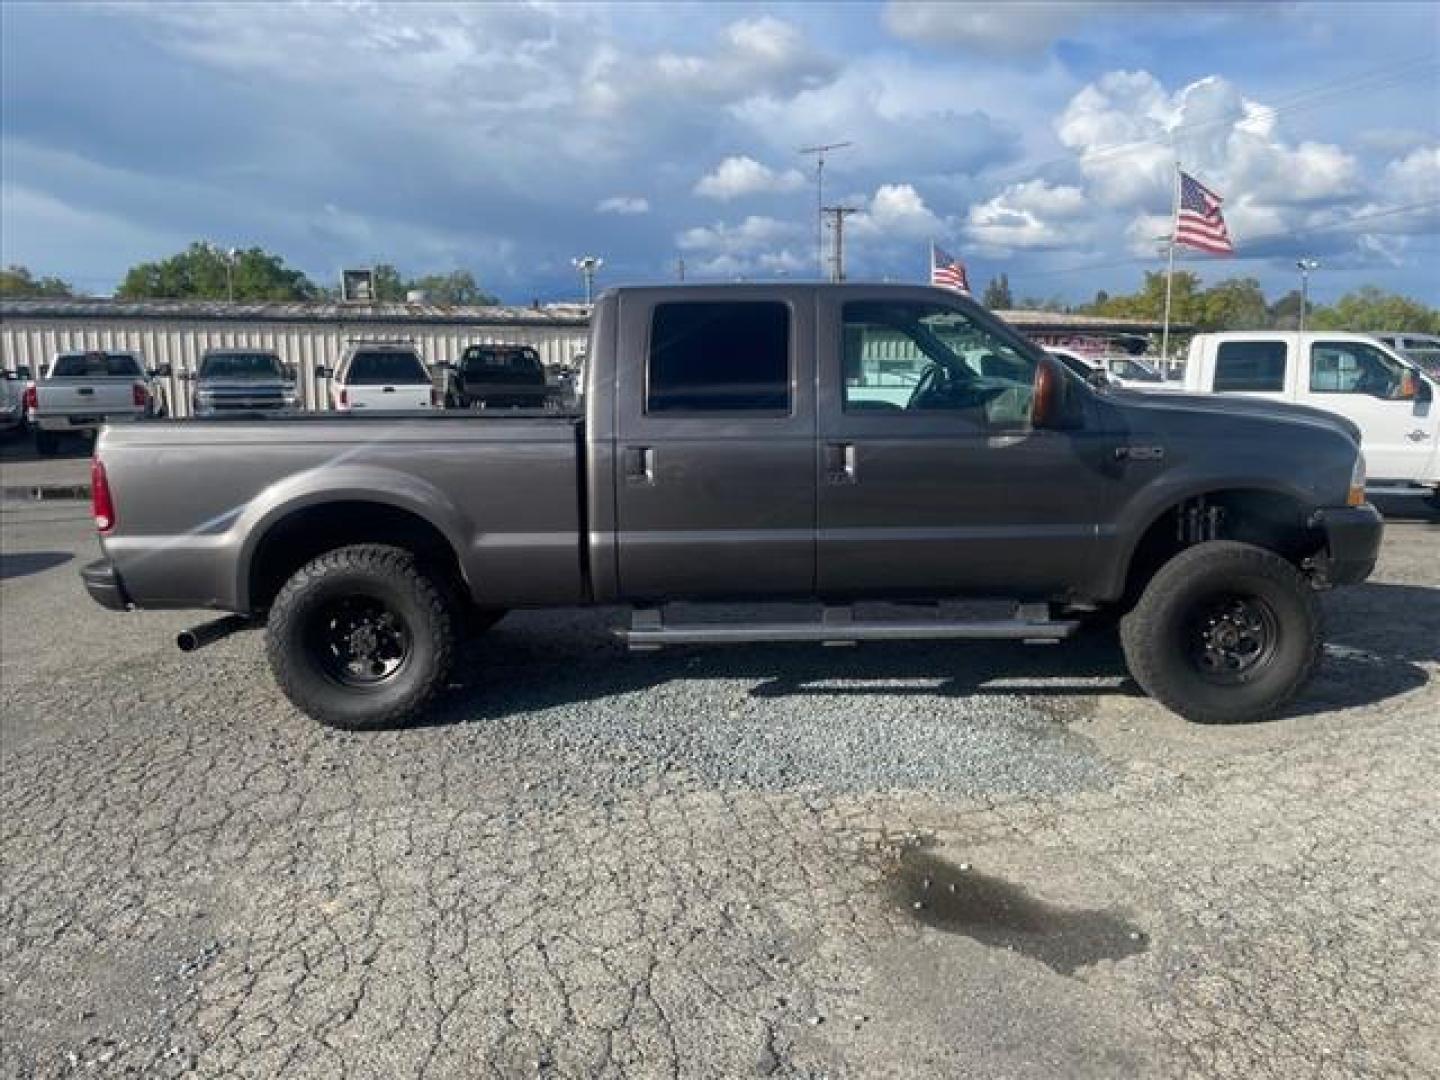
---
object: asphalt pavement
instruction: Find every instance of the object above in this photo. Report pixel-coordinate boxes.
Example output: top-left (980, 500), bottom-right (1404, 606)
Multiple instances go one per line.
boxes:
top-left (1, 500), bottom-right (1437, 1078)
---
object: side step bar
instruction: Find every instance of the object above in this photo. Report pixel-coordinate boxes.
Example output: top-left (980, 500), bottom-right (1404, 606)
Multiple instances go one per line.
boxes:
top-left (619, 604), bottom-right (1080, 650)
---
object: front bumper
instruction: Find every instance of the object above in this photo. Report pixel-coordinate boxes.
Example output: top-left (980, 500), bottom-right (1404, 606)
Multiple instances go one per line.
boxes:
top-left (1312, 504), bottom-right (1384, 586)
top-left (81, 558), bottom-right (131, 611)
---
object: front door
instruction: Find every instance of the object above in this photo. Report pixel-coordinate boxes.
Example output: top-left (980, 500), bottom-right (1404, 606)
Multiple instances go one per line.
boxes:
top-left (1299, 338), bottom-right (1437, 483)
top-left (614, 293), bottom-right (816, 600)
top-left (815, 292), bottom-right (1119, 598)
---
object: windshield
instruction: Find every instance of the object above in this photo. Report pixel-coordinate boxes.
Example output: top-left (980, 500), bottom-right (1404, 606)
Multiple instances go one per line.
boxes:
top-left (346, 350), bottom-right (428, 385)
top-left (1107, 356), bottom-right (1164, 382)
top-left (199, 352), bottom-right (283, 380)
top-left (1402, 347), bottom-right (1440, 376)
top-left (52, 352), bottom-right (142, 377)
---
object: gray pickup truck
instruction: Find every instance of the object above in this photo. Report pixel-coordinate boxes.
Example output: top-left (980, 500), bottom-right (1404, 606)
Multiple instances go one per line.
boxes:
top-left (82, 284), bottom-right (1381, 730)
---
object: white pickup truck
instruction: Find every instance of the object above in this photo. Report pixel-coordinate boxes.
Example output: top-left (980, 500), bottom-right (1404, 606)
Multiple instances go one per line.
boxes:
top-left (1184, 332), bottom-right (1438, 504)
top-left (25, 350), bottom-right (165, 454)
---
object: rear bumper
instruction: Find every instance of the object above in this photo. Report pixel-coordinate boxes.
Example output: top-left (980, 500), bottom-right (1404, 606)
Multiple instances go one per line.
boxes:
top-left (1312, 504), bottom-right (1384, 586)
top-left (81, 558), bottom-right (131, 611)
top-left (35, 414), bottom-right (142, 432)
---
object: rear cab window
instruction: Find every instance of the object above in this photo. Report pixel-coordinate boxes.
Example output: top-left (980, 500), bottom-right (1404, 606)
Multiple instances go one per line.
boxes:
top-left (345, 350), bottom-right (429, 385)
top-left (646, 301), bottom-right (790, 414)
top-left (460, 346), bottom-right (543, 379)
top-left (1214, 341), bottom-right (1287, 392)
top-left (52, 352), bottom-right (142, 378)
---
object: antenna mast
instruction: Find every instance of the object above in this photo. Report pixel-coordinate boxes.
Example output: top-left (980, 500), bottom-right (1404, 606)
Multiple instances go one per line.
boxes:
top-left (799, 141), bottom-right (853, 278)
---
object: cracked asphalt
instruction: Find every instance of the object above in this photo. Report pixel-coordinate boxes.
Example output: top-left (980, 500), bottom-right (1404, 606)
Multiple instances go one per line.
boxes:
top-left (1, 499), bottom-right (1437, 1079)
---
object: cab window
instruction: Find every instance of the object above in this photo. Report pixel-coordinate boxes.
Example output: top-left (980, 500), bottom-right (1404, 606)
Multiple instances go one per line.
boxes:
top-left (1310, 341), bottom-right (1411, 399)
top-left (1214, 341), bottom-right (1287, 392)
top-left (841, 301), bottom-right (1036, 428)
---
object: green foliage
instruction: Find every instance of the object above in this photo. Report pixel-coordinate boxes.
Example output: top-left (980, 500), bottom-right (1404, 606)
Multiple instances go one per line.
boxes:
top-left (116, 243), bottom-right (319, 301)
top-left (365, 265), bottom-right (498, 306)
top-left (1310, 286), bottom-right (1440, 334)
top-left (981, 273), bottom-right (1013, 309)
top-left (0, 265), bottom-right (75, 298)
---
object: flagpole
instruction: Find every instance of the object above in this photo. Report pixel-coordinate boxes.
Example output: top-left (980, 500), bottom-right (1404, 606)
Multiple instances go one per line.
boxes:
top-left (1160, 161), bottom-right (1180, 366)
top-left (928, 239), bottom-right (934, 285)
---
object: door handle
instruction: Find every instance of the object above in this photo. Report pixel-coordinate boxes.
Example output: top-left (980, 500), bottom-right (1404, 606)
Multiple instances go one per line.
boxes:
top-left (624, 446), bottom-right (654, 483)
top-left (825, 442), bottom-right (857, 483)
top-left (382, 386), bottom-right (395, 393)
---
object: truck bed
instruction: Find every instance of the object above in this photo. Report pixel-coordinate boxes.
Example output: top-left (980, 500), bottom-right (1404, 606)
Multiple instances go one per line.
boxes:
top-left (97, 413), bottom-right (586, 612)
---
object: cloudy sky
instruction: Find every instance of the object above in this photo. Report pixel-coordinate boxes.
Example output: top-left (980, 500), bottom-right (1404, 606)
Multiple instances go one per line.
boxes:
top-left (2, 1), bottom-right (1437, 305)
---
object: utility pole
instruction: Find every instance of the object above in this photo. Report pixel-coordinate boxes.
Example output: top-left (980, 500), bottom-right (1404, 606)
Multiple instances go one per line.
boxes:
top-left (676, 257), bottom-right (685, 283)
top-left (799, 141), bottom-right (852, 278)
top-left (1296, 259), bottom-right (1319, 337)
top-left (572, 255), bottom-right (603, 304)
top-left (823, 206), bottom-right (859, 282)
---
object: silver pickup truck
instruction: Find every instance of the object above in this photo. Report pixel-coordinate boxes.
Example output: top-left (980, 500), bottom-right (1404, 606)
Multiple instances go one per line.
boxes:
top-left (82, 284), bottom-right (1382, 730)
top-left (28, 350), bottom-right (165, 454)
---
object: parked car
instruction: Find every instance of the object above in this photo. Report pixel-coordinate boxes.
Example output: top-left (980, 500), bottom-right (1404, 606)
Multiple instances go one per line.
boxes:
top-left (1, 368), bottom-right (27, 434)
top-left (447, 343), bottom-right (553, 409)
top-left (187, 349), bottom-right (298, 418)
top-left (322, 343), bottom-right (436, 412)
top-left (83, 284), bottom-right (1379, 731)
top-left (1184, 331), bottom-right (1437, 504)
top-left (26, 350), bottom-right (164, 454)
top-left (1370, 332), bottom-right (1440, 377)
top-left (1047, 347), bottom-right (1173, 390)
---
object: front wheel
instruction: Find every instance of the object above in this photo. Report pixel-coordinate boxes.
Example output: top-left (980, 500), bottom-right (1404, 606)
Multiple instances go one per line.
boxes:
top-left (1120, 541), bottom-right (1322, 724)
top-left (266, 544), bottom-right (456, 729)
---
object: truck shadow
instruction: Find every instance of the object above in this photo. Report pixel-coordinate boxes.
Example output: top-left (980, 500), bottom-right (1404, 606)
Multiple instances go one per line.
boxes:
top-left (426, 581), bottom-right (1436, 729)
top-left (0, 550), bottom-right (74, 580)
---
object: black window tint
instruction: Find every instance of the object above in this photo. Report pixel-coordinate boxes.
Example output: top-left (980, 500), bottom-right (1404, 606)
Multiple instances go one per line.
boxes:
top-left (647, 302), bottom-right (789, 413)
top-left (52, 353), bottom-right (142, 377)
top-left (1214, 341), bottom-right (1287, 391)
top-left (347, 351), bottom-right (427, 385)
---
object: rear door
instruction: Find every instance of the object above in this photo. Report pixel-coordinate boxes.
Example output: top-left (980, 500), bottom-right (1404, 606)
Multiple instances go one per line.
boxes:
top-left (613, 291), bottom-right (816, 600)
top-left (1298, 338), bottom-right (1437, 482)
top-left (815, 291), bottom-right (1120, 597)
top-left (344, 350), bottom-right (432, 411)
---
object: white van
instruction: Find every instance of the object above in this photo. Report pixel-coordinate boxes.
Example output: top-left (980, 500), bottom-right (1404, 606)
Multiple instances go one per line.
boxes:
top-left (1184, 332), bottom-right (1438, 500)
top-left (326, 344), bottom-right (436, 412)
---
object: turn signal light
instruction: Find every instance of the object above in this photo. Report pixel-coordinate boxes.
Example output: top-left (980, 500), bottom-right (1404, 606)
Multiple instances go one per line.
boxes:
top-left (1347, 453), bottom-right (1367, 507)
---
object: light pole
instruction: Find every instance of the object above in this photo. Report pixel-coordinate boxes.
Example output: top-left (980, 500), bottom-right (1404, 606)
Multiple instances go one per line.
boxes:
top-left (1296, 259), bottom-right (1319, 337)
top-left (572, 256), bottom-right (603, 304)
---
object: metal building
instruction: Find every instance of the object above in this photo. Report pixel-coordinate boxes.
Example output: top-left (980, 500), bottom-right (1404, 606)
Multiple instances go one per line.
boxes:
top-left (0, 298), bottom-right (591, 417)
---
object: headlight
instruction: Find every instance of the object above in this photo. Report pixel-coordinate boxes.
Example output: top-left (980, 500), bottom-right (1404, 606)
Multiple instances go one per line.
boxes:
top-left (1347, 452), bottom-right (1367, 506)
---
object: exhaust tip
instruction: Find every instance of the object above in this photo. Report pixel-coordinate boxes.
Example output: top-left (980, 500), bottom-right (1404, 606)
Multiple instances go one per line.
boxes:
top-left (176, 631), bottom-right (199, 652)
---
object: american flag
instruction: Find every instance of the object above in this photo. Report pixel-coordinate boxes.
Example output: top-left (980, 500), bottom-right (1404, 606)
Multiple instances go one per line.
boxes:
top-left (1174, 171), bottom-right (1234, 255)
top-left (930, 244), bottom-right (971, 293)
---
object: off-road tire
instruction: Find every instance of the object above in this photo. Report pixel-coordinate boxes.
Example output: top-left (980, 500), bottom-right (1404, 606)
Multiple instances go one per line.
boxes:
top-left (266, 544), bottom-right (456, 730)
top-left (1120, 541), bottom-right (1322, 724)
top-left (33, 428), bottom-right (60, 456)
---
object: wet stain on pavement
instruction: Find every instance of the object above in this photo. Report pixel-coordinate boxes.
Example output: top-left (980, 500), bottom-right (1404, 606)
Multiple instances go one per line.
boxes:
top-left (890, 849), bottom-right (1147, 975)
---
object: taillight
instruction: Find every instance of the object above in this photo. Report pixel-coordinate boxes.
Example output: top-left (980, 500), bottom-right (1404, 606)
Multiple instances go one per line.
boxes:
top-left (430, 385), bottom-right (442, 409)
top-left (92, 457), bottom-right (117, 533)
top-left (22, 383), bottom-right (37, 413)
top-left (132, 382), bottom-right (147, 408)
top-left (338, 387), bottom-right (349, 409)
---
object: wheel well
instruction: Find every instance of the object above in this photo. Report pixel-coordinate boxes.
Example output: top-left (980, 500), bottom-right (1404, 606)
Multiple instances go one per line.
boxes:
top-left (1122, 489), bottom-right (1324, 605)
top-left (248, 501), bottom-right (465, 613)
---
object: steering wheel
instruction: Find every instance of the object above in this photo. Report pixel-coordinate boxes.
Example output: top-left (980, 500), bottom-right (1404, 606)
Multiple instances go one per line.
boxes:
top-left (905, 364), bottom-right (942, 409)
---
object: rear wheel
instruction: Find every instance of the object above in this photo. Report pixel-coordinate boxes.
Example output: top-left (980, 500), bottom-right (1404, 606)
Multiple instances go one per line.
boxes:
top-left (1120, 541), bottom-right (1322, 723)
top-left (266, 544), bottom-right (456, 730)
top-left (33, 428), bottom-right (60, 456)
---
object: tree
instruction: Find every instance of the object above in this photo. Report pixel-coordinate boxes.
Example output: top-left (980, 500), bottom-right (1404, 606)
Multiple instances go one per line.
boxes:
top-left (981, 273), bottom-right (1013, 309)
top-left (117, 243), bottom-right (319, 301)
top-left (1268, 290), bottom-right (1305, 330)
top-left (1310, 287), bottom-right (1440, 334)
top-left (0, 265), bottom-right (75, 298)
top-left (366, 265), bottom-right (498, 305)
top-left (1196, 277), bottom-right (1269, 331)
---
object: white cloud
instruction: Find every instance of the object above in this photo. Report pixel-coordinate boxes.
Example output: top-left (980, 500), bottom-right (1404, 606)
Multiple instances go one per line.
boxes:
top-left (883, 1), bottom-right (1094, 54)
top-left (694, 156), bottom-right (806, 200)
top-left (677, 215), bottom-right (804, 254)
top-left (965, 179), bottom-right (1090, 252)
top-left (850, 183), bottom-right (946, 241)
top-left (596, 196), bottom-right (650, 215)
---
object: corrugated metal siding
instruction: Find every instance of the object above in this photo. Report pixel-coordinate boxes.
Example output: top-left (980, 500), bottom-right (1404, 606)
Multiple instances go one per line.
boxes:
top-left (0, 318), bottom-right (590, 418)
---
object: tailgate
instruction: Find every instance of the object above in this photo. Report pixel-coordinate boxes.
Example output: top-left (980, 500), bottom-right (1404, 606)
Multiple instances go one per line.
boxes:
top-left (39, 379), bottom-right (140, 416)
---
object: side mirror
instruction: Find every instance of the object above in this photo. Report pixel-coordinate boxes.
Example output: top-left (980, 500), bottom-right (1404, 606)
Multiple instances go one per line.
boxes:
top-left (1031, 356), bottom-right (1078, 430)
top-left (283, 364), bottom-right (298, 383)
top-left (315, 365), bottom-right (333, 380)
top-left (148, 364), bottom-right (173, 378)
top-left (1, 369), bottom-right (15, 381)
top-left (179, 370), bottom-right (195, 381)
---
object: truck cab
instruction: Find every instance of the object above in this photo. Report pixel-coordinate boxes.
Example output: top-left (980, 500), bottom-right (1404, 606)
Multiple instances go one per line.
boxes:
top-left (1184, 331), bottom-right (1438, 496)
